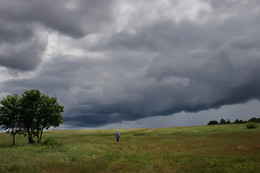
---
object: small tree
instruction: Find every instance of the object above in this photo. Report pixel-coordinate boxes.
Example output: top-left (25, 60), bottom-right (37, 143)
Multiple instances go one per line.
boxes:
top-left (207, 120), bottom-right (219, 125)
top-left (220, 119), bottom-right (227, 124)
top-left (226, 119), bottom-right (231, 124)
top-left (0, 94), bottom-right (22, 146)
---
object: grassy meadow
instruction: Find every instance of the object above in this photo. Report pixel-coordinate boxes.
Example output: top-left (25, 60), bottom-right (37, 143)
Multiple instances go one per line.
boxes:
top-left (0, 124), bottom-right (259, 173)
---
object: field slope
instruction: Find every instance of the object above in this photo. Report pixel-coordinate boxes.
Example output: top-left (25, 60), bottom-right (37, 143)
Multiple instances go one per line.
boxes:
top-left (0, 124), bottom-right (259, 173)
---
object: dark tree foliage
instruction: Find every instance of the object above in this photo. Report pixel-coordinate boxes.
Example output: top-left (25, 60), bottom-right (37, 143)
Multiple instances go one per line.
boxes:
top-left (208, 117), bottom-right (259, 126)
top-left (248, 117), bottom-right (260, 123)
top-left (20, 89), bottom-right (42, 143)
top-left (220, 119), bottom-right (227, 124)
top-left (0, 89), bottom-right (64, 144)
top-left (207, 120), bottom-right (219, 125)
top-left (226, 119), bottom-right (231, 124)
top-left (0, 94), bottom-right (22, 146)
top-left (36, 94), bottom-right (63, 142)
top-left (234, 119), bottom-right (245, 124)
top-left (247, 122), bottom-right (257, 129)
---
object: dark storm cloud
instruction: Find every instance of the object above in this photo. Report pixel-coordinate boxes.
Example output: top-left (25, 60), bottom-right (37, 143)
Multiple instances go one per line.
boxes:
top-left (0, 22), bottom-right (33, 44)
top-left (0, 10), bottom-right (46, 71)
top-left (0, 0), bottom-right (116, 38)
top-left (1, 0), bottom-right (260, 127)
top-left (0, 34), bottom-right (47, 71)
top-left (3, 34), bottom-right (260, 127)
top-left (0, 0), bottom-right (115, 71)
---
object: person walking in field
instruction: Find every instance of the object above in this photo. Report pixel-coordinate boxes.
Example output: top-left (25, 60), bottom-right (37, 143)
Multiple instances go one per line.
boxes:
top-left (115, 130), bottom-right (120, 142)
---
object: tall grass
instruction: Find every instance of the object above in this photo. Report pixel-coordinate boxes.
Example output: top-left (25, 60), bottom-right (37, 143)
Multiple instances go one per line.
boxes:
top-left (0, 125), bottom-right (259, 173)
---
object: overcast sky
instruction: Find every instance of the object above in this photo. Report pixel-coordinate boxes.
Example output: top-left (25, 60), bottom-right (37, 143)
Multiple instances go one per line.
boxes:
top-left (1, 0), bottom-right (260, 129)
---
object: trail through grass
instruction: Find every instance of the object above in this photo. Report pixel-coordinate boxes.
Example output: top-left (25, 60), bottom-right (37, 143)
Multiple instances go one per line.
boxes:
top-left (0, 125), bottom-right (259, 173)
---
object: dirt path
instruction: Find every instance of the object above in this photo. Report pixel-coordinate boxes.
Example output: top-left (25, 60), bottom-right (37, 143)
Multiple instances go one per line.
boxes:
top-left (134, 129), bottom-right (153, 134)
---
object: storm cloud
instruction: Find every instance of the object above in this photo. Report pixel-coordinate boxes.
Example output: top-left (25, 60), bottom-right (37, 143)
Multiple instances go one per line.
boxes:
top-left (1, 0), bottom-right (260, 127)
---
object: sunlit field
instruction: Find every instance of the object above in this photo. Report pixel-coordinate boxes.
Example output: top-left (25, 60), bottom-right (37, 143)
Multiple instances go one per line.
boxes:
top-left (0, 124), bottom-right (259, 173)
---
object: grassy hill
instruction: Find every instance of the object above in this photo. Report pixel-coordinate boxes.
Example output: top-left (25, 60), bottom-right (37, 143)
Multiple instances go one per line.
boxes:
top-left (0, 124), bottom-right (259, 173)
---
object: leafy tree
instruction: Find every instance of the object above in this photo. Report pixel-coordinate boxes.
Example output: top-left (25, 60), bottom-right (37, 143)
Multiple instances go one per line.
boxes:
top-left (36, 94), bottom-right (63, 142)
top-left (234, 119), bottom-right (245, 124)
top-left (0, 94), bottom-right (22, 146)
top-left (234, 119), bottom-right (239, 124)
top-left (220, 119), bottom-right (227, 124)
top-left (248, 117), bottom-right (260, 123)
top-left (1, 89), bottom-right (64, 144)
top-left (226, 119), bottom-right (231, 124)
top-left (207, 120), bottom-right (218, 125)
top-left (20, 89), bottom-right (42, 143)
top-left (19, 89), bottom-right (64, 143)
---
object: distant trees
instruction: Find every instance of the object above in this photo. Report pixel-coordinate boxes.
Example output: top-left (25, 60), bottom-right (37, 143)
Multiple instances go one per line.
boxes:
top-left (207, 117), bottom-right (260, 126)
top-left (207, 120), bottom-right (219, 125)
top-left (248, 117), bottom-right (260, 123)
top-left (234, 119), bottom-right (245, 124)
top-left (226, 119), bottom-right (231, 124)
top-left (220, 119), bottom-right (227, 124)
top-left (0, 89), bottom-right (64, 145)
top-left (218, 119), bottom-right (231, 124)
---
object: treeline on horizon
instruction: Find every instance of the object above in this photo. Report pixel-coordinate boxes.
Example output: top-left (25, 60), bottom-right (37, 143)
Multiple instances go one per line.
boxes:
top-left (207, 117), bottom-right (260, 125)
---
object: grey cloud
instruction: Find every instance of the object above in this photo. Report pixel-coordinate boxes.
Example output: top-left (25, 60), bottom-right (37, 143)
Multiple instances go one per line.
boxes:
top-left (0, 22), bottom-right (33, 44)
top-left (1, 0), bottom-right (260, 127)
top-left (0, 0), bottom-right (116, 38)
top-left (3, 38), bottom-right (260, 127)
top-left (0, 32), bottom-right (47, 71)
top-left (93, 19), bottom-right (253, 55)
top-left (0, 0), bottom-right (116, 71)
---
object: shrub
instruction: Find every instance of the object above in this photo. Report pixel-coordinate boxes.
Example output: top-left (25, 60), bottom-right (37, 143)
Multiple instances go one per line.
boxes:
top-left (247, 123), bottom-right (257, 129)
top-left (41, 138), bottom-right (62, 147)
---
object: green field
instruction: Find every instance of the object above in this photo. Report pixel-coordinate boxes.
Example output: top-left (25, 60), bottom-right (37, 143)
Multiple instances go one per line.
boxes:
top-left (0, 124), bottom-right (259, 173)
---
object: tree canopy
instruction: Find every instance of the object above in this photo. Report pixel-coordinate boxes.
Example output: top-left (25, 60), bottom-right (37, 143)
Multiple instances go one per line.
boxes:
top-left (0, 94), bottom-right (21, 145)
top-left (0, 89), bottom-right (64, 145)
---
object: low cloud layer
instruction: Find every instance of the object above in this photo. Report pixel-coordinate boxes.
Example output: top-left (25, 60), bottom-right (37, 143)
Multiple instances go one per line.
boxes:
top-left (1, 0), bottom-right (260, 127)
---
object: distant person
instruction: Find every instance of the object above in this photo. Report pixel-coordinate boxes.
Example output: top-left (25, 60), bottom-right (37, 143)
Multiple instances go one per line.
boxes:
top-left (115, 130), bottom-right (120, 142)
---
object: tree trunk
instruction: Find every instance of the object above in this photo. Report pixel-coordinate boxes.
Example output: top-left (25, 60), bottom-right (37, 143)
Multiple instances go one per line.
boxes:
top-left (37, 128), bottom-right (39, 140)
top-left (30, 132), bottom-right (34, 143)
top-left (27, 129), bottom-right (31, 143)
top-left (27, 129), bottom-right (34, 143)
top-left (39, 129), bottom-right (43, 142)
top-left (12, 133), bottom-right (15, 146)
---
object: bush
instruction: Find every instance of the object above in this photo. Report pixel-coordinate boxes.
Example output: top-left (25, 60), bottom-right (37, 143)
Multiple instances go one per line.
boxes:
top-left (247, 123), bottom-right (257, 129)
top-left (41, 138), bottom-right (62, 147)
